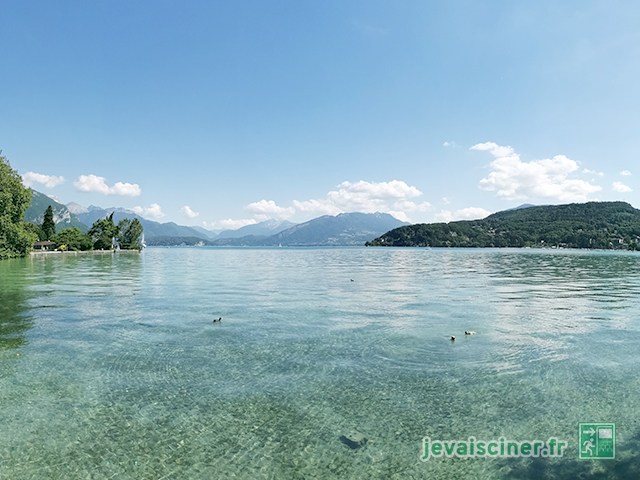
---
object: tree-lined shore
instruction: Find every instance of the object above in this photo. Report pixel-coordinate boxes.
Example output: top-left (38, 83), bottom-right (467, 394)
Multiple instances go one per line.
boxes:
top-left (1, 153), bottom-right (143, 259)
top-left (366, 202), bottom-right (640, 250)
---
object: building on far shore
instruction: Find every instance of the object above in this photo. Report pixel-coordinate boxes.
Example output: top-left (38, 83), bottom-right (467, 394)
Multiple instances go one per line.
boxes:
top-left (33, 241), bottom-right (56, 251)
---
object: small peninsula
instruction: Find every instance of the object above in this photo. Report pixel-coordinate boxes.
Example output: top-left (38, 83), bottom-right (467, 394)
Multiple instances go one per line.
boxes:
top-left (365, 202), bottom-right (640, 250)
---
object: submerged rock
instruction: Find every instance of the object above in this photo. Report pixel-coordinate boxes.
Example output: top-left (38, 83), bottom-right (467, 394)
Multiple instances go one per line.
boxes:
top-left (340, 430), bottom-right (368, 449)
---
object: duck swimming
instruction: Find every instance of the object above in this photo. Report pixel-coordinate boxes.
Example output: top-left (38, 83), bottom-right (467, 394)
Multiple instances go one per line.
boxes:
top-left (450, 336), bottom-right (455, 341)
top-left (213, 317), bottom-right (222, 323)
top-left (465, 331), bottom-right (476, 335)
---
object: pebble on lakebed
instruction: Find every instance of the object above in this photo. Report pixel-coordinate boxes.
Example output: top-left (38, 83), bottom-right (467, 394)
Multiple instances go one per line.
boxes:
top-left (340, 430), bottom-right (368, 449)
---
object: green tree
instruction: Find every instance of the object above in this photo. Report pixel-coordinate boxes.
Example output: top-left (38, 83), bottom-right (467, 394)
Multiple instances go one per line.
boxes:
top-left (117, 218), bottom-right (143, 250)
top-left (88, 212), bottom-right (119, 250)
top-left (24, 222), bottom-right (42, 240)
top-left (40, 205), bottom-right (56, 241)
top-left (0, 152), bottom-right (38, 259)
top-left (53, 227), bottom-right (93, 251)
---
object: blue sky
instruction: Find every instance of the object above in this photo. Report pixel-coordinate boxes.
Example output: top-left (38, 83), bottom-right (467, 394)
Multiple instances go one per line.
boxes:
top-left (2, 1), bottom-right (639, 229)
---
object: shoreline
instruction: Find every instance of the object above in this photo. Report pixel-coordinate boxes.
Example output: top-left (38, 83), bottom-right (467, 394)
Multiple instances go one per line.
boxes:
top-left (30, 249), bottom-right (141, 256)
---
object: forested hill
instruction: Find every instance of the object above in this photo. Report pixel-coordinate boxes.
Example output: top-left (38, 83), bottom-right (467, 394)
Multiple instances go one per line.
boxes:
top-left (365, 202), bottom-right (640, 250)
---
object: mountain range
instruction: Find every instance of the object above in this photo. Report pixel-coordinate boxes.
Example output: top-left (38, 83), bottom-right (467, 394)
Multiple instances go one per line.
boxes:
top-left (215, 219), bottom-right (297, 239)
top-left (209, 212), bottom-right (407, 246)
top-left (23, 190), bottom-right (407, 246)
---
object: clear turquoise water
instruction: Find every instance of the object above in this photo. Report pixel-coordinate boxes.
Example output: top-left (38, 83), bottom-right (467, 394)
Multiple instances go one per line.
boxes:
top-left (1, 247), bottom-right (640, 479)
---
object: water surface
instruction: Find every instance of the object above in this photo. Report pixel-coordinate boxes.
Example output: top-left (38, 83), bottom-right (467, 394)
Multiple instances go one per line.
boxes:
top-left (1, 247), bottom-right (639, 479)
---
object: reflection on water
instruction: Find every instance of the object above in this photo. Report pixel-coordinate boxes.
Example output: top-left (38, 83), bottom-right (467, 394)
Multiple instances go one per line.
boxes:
top-left (0, 248), bottom-right (639, 479)
top-left (0, 258), bottom-right (36, 353)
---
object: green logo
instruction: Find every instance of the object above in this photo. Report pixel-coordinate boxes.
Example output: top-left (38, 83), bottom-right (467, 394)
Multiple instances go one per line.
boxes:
top-left (579, 423), bottom-right (615, 460)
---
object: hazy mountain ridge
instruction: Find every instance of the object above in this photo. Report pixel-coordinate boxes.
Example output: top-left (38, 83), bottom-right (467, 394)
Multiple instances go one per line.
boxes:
top-left (145, 236), bottom-right (215, 246)
top-left (212, 212), bottom-right (408, 246)
top-left (269, 212), bottom-right (407, 246)
top-left (214, 219), bottom-right (297, 240)
top-left (190, 225), bottom-right (223, 239)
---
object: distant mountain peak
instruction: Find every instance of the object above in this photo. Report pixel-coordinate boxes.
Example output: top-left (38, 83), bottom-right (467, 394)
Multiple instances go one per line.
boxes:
top-left (213, 211), bottom-right (408, 246)
top-left (505, 203), bottom-right (537, 211)
top-left (214, 218), bottom-right (298, 240)
top-left (66, 201), bottom-right (89, 214)
top-left (25, 190), bottom-right (89, 233)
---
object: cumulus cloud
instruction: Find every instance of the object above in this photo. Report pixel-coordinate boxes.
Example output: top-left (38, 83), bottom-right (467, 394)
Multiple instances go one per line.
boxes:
top-left (132, 203), bottom-right (164, 219)
top-left (246, 200), bottom-right (295, 220)
top-left (74, 174), bottom-right (141, 196)
top-left (473, 142), bottom-right (601, 202)
top-left (435, 207), bottom-right (492, 223)
top-left (236, 180), bottom-right (433, 225)
top-left (291, 180), bottom-right (430, 221)
top-left (181, 206), bottom-right (199, 218)
top-left (21, 172), bottom-right (65, 188)
top-left (293, 198), bottom-right (343, 216)
top-left (621, 170), bottom-right (632, 176)
top-left (612, 182), bottom-right (632, 193)
top-left (217, 218), bottom-right (257, 229)
top-left (583, 168), bottom-right (604, 176)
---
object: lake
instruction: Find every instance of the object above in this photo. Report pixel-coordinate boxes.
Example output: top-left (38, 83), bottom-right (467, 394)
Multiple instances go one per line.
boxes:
top-left (1, 247), bottom-right (639, 479)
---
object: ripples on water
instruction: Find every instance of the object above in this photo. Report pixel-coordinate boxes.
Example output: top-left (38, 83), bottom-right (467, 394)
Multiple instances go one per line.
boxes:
top-left (1, 248), bottom-right (640, 479)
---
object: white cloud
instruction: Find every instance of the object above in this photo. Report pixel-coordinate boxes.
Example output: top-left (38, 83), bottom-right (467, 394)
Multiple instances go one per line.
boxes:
top-left (181, 206), bottom-right (199, 218)
top-left (75, 174), bottom-right (109, 194)
top-left (583, 168), bottom-right (604, 176)
top-left (132, 203), bottom-right (164, 219)
top-left (612, 181), bottom-right (632, 193)
top-left (621, 170), bottom-right (632, 176)
top-left (472, 142), bottom-right (518, 159)
top-left (246, 200), bottom-right (295, 219)
top-left (21, 172), bottom-right (65, 188)
top-left (291, 180), bottom-right (429, 221)
top-left (293, 198), bottom-right (343, 216)
top-left (435, 207), bottom-right (492, 223)
top-left (74, 174), bottom-right (141, 196)
top-left (217, 218), bottom-right (257, 229)
top-left (473, 142), bottom-right (601, 202)
top-left (111, 182), bottom-right (142, 196)
top-left (443, 141), bottom-right (458, 148)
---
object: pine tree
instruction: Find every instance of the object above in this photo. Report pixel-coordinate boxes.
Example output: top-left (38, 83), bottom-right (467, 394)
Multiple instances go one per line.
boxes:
top-left (41, 205), bottom-right (56, 241)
